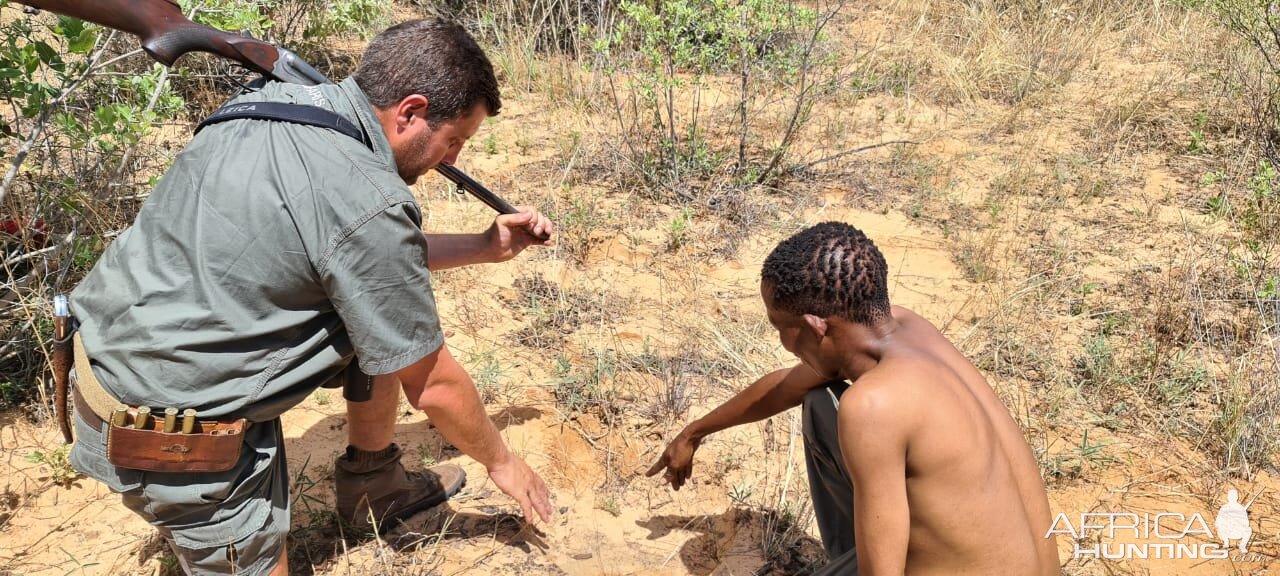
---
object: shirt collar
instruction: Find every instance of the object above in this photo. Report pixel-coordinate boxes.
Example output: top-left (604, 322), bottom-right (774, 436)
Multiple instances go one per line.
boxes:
top-left (337, 77), bottom-right (395, 168)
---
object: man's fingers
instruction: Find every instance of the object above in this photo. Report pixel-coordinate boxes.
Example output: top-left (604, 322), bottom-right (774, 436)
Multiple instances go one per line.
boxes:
top-left (529, 473), bottom-right (553, 522)
top-left (533, 486), bottom-right (553, 523)
top-left (535, 215), bottom-right (554, 237)
top-left (674, 466), bottom-right (690, 490)
top-left (530, 217), bottom-right (553, 242)
top-left (519, 496), bottom-right (535, 524)
top-left (646, 457), bottom-right (669, 477)
top-left (507, 206), bottom-right (553, 240)
top-left (497, 212), bottom-right (534, 228)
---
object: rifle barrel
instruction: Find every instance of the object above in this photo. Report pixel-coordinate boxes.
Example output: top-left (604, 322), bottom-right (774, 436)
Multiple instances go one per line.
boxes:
top-left (435, 164), bottom-right (518, 215)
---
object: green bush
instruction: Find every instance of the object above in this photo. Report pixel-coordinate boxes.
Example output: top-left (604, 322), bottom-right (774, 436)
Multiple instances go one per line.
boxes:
top-left (595, 0), bottom-right (839, 194)
top-left (0, 3), bottom-right (186, 410)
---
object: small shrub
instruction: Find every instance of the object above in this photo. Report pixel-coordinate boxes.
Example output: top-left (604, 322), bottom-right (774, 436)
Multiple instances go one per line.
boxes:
top-left (594, 0), bottom-right (842, 193)
top-left (25, 445), bottom-right (79, 486)
top-left (463, 348), bottom-right (506, 403)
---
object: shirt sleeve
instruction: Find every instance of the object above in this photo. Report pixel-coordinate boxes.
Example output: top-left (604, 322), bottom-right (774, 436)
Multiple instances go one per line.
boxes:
top-left (319, 202), bottom-right (444, 375)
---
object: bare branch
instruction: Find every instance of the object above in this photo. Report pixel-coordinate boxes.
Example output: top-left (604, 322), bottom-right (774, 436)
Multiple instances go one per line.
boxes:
top-left (795, 140), bottom-right (922, 172)
top-left (2, 229), bottom-right (76, 268)
top-left (754, 0), bottom-right (847, 186)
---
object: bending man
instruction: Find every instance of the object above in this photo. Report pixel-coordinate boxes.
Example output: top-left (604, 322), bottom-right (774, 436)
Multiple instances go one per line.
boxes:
top-left (69, 19), bottom-right (552, 576)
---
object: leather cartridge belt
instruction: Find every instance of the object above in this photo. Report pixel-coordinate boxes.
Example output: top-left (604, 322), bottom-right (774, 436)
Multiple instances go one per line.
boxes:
top-left (72, 334), bottom-right (247, 473)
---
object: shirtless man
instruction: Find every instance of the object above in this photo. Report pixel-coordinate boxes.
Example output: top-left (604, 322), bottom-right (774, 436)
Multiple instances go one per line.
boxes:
top-left (649, 222), bottom-right (1059, 575)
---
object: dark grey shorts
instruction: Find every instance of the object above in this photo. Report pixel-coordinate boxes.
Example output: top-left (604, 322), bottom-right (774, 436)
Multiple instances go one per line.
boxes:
top-left (69, 407), bottom-right (290, 575)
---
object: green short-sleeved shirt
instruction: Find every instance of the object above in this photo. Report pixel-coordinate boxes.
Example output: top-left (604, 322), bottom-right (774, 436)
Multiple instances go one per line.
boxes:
top-left (70, 77), bottom-right (444, 422)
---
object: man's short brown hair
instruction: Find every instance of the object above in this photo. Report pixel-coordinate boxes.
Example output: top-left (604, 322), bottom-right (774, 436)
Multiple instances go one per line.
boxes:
top-left (354, 18), bottom-right (501, 125)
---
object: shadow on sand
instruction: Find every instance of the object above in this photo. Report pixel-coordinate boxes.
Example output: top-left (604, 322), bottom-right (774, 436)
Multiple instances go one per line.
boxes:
top-left (637, 509), bottom-right (827, 576)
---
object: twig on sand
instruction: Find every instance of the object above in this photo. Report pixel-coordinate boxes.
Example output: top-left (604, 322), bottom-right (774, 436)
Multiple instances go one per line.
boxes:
top-left (549, 405), bottom-right (609, 449)
top-left (15, 496), bottom-right (97, 558)
top-left (795, 140), bottom-right (921, 172)
top-left (446, 547), bottom-right (499, 576)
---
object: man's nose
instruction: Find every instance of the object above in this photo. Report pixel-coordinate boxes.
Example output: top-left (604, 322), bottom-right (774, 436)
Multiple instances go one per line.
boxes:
top-left (443, 149), bottom-right (461, 165)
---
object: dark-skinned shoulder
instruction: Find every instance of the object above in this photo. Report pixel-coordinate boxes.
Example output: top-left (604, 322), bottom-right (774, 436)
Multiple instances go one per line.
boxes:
top-left (837, 371), bottom-right (916, 444)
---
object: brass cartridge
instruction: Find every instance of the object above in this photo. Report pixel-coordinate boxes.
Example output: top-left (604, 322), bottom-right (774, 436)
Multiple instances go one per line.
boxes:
top-left (134, 406), bottom-right (151, 430)
top-left (182, 409), bottom-right (197, 434)
top-left (110, 405), bottom-right (129, 427)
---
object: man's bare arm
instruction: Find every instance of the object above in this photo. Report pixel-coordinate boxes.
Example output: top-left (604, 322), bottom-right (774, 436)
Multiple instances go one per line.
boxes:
top-left (683, 363), bottom-right (828, 441)
top-left (647, 363), bottom-right (830, 489)
top-left (396, 344), bottom-right (552, 523)
top-left (425, 206), bottom-right (553, 270)
top-left (839, 383), bottom-right (911, 575)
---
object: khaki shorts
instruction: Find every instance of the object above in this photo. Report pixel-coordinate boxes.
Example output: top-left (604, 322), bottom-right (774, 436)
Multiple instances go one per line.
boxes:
top-left (69, 407), bottom-right (290, 575)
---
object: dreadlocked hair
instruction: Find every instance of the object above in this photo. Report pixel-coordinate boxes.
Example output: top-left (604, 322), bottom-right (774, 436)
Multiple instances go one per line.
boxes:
top-left (761, 221), bottom-right (891, 324)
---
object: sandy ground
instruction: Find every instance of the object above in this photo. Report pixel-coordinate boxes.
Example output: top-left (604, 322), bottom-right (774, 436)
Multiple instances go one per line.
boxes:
top-left (1, 191), bottom-right (1274, 575)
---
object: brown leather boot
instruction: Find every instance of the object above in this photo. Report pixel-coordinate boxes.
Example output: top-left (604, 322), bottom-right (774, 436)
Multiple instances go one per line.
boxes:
top-left (334, 443), bottom-right (466, 532)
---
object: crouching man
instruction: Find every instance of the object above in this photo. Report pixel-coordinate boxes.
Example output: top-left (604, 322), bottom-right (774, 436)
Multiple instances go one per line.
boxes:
top-left (649, 222), bottom-right (1059, 575)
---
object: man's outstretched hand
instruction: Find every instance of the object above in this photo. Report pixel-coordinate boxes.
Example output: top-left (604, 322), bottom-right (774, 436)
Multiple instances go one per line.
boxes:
top-left (488, 452), bottom-right (554, 524)
top-left (646, 431), bottom-right (701, 490)
top-left (486, 206), bottom-right (554, 262)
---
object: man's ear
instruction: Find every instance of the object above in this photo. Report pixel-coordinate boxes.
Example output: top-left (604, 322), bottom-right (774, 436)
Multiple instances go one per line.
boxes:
top-left (395, 94), bottom-right (429, 127)
top-left (802, 314), bottom-right (828, 338)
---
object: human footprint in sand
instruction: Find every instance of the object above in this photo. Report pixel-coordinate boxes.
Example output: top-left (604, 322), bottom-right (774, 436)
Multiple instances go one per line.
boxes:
top-left (649, 222), bottom-right (1060, 575)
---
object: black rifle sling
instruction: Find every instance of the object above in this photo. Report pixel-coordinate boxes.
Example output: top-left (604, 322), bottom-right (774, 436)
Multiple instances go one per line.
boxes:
top-left (195, 101), bottom-right (371, 149)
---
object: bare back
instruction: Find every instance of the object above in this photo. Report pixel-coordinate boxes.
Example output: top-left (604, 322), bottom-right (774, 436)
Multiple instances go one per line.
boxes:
top-left (838, 307), bottom-right (1059, 576)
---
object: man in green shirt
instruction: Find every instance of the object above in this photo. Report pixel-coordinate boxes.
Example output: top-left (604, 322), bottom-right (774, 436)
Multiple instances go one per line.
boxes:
top-left (69, 19), bottom-right (551, 575)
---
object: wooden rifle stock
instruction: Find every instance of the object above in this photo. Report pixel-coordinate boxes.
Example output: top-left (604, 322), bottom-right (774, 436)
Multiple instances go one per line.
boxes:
top-left (13, 0), bottom-right (530, 223)
top-left (15, 0), bottom-right (280, 76)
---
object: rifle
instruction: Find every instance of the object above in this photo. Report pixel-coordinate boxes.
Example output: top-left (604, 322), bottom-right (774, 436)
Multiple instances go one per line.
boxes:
top-left (13, 0), bottom-right (528, 218)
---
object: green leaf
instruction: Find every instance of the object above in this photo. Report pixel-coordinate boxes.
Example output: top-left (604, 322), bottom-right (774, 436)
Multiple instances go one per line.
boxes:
top-left (94, 105), bottom-right (118, 126)
top-left (20, 45), bottom-right (39, 74)
top-left (67, 28), bottom-right (97, 54)
top-left (34, 41), bottom-right (61, 67)
top-left (55, 16), bottom-right (85, 38)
